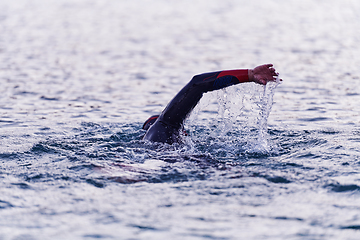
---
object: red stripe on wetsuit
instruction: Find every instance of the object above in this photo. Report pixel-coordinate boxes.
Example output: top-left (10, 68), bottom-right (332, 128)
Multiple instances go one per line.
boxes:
top-left (217, 69), bottom-right (249, 83)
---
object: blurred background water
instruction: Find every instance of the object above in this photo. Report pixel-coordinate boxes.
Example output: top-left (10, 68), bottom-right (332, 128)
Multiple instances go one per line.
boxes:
top-left (1, 0), bottom-right (360, 239)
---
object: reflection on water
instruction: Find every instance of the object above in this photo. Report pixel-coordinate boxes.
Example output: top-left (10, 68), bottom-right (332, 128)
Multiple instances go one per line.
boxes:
top-left (1, 0), bottom-right (360, 239)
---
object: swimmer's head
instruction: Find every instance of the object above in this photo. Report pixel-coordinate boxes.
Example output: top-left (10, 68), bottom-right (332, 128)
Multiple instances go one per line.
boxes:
top-left (142, 115), bottom-right (159, 130)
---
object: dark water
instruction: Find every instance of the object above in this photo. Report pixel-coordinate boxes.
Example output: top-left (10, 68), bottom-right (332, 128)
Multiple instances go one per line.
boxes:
top-left (1, 0), bottom-right (360, 239)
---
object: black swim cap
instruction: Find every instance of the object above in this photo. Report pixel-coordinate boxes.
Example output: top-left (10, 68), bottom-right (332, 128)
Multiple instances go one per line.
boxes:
top-left (142, 115), bottom-right (159, 130)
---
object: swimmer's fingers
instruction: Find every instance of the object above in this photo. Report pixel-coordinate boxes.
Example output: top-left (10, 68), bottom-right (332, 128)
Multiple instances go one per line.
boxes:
top-left (269, 67), bottom-right (277, 75)
top-left (268, 66), bottom-right (282, 82)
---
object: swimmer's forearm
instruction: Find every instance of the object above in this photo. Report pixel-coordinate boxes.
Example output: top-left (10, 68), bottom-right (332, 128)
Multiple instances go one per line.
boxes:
top-left (218, 65), bottom-right (281, 85)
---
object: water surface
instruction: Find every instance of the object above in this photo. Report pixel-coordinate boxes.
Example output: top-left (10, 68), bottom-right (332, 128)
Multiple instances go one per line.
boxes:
top-left (1, 0), bottom-right (360, 239)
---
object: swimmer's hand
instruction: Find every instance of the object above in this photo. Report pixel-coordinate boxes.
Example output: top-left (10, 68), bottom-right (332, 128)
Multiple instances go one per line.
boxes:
top-left (248, 64), bottom-right (281, 85)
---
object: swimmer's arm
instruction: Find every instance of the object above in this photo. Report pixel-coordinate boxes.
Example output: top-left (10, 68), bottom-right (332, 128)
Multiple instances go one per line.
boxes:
top-left (158, 69), bottom-right (249, 128)
top-left (159, 64), bottom-right (279, 128)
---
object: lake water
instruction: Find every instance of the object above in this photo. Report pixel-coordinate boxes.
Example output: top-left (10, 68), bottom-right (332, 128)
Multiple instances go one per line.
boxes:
top-left (1, 0), bottom-right (360, 239)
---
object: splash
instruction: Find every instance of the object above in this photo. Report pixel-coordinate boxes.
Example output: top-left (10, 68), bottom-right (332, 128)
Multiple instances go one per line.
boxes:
top-left (251, 76), bottom-right (281, 153)
top-left (214, 76), bottom-right (281, 153)
top-left (185, 75), bottom-right (281, 155)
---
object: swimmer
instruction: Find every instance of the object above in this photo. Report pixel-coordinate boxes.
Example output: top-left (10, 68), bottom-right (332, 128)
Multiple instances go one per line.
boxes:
top-left (142, 64), bottom-right (280, 144)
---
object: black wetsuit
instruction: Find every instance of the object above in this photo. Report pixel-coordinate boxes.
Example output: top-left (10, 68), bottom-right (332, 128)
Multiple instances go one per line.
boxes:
top-left (142, 69), bottom-right (250, 144)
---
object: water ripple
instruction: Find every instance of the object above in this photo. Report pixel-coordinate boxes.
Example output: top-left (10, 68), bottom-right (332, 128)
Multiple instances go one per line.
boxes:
top-left (1, 0), bottom-right (360, 239)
